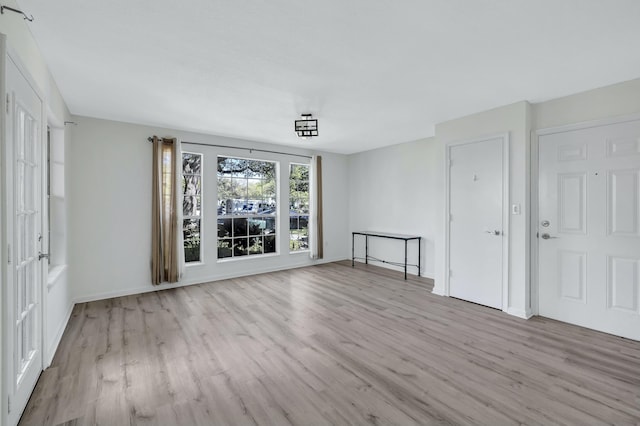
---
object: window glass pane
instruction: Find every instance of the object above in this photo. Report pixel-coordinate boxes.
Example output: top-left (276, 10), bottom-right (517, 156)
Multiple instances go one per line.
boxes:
top-left (183, 153), bottom-right (203, 263)
top-left (248, 237), bottom-right (263, 255)
top-left (234, 238), bottom-right (248, 256)
top-left (262, 162), bottom-right (276, 180)
top-left (260, 202), bottom-right (276, 215)
top-left (218, 238), bottom-right (233, 258)
top-left (218, 177), bottom-right (233, 204)
top-left (247, 178), bottom-right (262, 200)
top-left (217, 156), bottom-right (277, 259)
top-left (231, 178), bottom-right (248, 202)
top-left (233, 217), bottom-right (247, 237)
top-left (183, 218), bottom-right (201, 262)
top-left (182, 175), bottom-right (201, 196)
top-left (289, 163), bottom-right (310, 252)
top-left (299, 228), bottom-right (309, 250)
top-left (264, 235), bottom-right (276, 254)
top-left (183, 196), bottom-right (201, 217)
top-left (264, 217), bottom-right (276, 235)
top-left (249, 218), bottom-right (264, 236)
top-left (291, 199), bottom-right (308, 214)
top-left (218, 218), bottom-right (232, 238)
top-left (183, 153), bottom-right (201, 175)
top-left (217, 157), bottom-right (228, 177)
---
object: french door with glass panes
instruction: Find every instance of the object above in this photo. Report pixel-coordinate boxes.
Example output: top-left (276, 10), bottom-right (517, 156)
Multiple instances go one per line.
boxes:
top-left (4, 52), bottom-right (45, 425)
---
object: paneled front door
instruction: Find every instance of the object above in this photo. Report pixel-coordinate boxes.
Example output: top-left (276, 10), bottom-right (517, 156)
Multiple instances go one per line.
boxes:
top-left (538, 118), bottom-right (640, 340)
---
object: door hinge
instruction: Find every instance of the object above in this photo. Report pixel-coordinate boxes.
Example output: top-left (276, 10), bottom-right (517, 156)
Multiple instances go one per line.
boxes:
top-left (7, 395), bottom-right (10, 413)
top-left (449, 269), bottom-right (453, 277)
top-left (7, 244), bottom-right (10, 264)
top-left (5, 93), bottom-right (9, 114)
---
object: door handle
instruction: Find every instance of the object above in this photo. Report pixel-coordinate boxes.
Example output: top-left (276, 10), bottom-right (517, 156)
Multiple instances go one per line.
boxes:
top-left (484, 230), bottom-right (501, 236)
top-left (38, 252), bottom-right (49, 260)
top-left (540, 233), bottom-right (558, 240)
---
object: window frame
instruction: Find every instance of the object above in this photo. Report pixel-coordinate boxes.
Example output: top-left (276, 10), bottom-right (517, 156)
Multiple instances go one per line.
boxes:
top-left (216, 155), bottom-right (279, 261)
top-left (182, 151), bottom-right (203, 264)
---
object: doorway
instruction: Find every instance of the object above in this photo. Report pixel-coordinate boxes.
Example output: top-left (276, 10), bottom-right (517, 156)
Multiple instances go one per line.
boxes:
top-left (446, 134), bottom-right (509, 310)
top-left (537, 117), bottom-right (640, 340)
top-left (3, 51), bottom-right (46, 425)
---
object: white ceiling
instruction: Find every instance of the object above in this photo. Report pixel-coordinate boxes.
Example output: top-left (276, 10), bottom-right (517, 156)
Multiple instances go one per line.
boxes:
top-left (16, 0), bottom-right (640, 154)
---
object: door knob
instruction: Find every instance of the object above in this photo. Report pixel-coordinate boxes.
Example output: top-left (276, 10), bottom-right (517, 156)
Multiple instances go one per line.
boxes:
top-left (38, 252), bottom-right (49, 260)
top-left (540, 233), bottom-right (558, 240)
top-left (485, 230), bottom-right (501, 236)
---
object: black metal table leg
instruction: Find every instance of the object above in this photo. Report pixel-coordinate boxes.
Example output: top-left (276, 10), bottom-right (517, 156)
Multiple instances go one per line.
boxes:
top-left (418, 237), bottom-right (421, 277)
top-left (404, 240), bottom-right (408, 280)
top-left (351, 233), bottom-right (355, 267)
top-left (365, 235), bottom-right (369, 264)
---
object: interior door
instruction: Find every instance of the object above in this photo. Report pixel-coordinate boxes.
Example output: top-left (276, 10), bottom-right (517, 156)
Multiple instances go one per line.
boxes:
top-left (449, 137), bottom-right (505, 309)
top-left (538, 119), bottom-right (640, 341)
top-left (5, 54), bottom-right (44, 425)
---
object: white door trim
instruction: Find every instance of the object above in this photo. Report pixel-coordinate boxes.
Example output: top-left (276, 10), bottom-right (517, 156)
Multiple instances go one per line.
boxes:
top-left (530, 113), bottom-right (640, 316)
top-left (444, 133), bottom-right (510, 312)
top-left (0, 32), bottom-right (6, 426)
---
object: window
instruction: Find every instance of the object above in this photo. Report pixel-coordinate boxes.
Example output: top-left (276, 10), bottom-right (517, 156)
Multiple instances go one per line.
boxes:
top-left (182, 152), bottom-right (202, 262)
top-left (289, 163), bottom-right (309, 251)
top-left (217, 157), bottom-right (277, 259)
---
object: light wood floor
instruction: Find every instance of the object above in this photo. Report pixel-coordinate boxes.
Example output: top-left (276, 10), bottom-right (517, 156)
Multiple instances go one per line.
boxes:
top-left (20, 261), bottom-right (640, 425)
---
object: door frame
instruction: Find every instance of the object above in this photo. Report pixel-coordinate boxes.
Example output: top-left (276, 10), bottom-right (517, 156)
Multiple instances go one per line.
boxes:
top-left (1, 39), bottom-right (49, 425)
top-left (444, 133), bottom-right (510, 311)
top-left (530, 113), bottom-right (640, 316)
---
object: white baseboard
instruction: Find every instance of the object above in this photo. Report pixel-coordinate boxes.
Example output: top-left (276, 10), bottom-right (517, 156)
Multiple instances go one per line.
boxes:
top-left (351, 257), bottom-right (434, 279)
top-left (73, 256), bottom-right (348, 304)
top-left (504, 306), bottom-right (533, 319)
top-left (45, 301), bottom-right (74, 368)
top-left (431, 285), bottom-right (446, 296)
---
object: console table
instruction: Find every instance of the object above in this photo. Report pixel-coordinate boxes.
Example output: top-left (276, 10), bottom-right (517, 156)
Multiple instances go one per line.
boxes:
top-left (351, 231), bottom-right (421, 280)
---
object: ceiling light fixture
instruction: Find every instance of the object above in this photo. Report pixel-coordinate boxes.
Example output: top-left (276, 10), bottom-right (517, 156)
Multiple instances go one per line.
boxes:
top-left (295, 114), bottom-right (318, 139)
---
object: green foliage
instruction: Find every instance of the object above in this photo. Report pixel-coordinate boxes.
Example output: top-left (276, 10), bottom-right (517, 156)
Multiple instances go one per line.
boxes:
top-left (217, 157), bottom-right (277, 209)
top-left (289, 164), bottom-right (310, 213)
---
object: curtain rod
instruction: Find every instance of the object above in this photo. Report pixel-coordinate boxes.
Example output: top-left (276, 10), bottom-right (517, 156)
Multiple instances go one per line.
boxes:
top-left (147, 137), bottom-right (312, 159)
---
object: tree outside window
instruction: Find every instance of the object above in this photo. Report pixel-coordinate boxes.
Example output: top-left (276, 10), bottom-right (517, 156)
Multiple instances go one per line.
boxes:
top-left (182, 152), bottom-right (202, 262)
top-left (289, 163), bottom-right (309, 251)
top-left (217, 157), bottom-right (277, 259)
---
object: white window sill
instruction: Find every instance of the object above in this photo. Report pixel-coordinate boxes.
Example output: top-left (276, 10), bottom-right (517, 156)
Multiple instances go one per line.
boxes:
top-left (217, 252), bottom-right (279, 263)
top-left (185, 261), bottom-right (205, 268)
top-left (289, 249), bottom-right (310, 255)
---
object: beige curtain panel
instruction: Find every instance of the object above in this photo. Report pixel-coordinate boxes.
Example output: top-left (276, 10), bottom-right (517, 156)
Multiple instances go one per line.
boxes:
top-left (310, 155), bottom-right (324, 260)
top-left (151, 136), bottom-right (182, 284)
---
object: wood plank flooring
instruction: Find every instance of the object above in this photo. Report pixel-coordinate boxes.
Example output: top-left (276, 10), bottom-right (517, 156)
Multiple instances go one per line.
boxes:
top-left (20, 261), bottom-right (640, 425)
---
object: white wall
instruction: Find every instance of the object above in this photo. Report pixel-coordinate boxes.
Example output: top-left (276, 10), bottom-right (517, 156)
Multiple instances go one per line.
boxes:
top-left (533, 78), bottom-right (640, 130)
top-left (434, 101), bottom-right (532, 318)
top-left (348, 138), bottom-right (437, 278)
top-left (68, 116), bottom-right (350, 302)
top-left (44, 122), bottom-right (71, 367)
top-left (348, 102), bottom-right (532, 317)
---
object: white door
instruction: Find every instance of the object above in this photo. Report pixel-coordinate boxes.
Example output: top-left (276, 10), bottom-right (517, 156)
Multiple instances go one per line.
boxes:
top-left (448, 137), bottom-right (506, 309)
top-left (538, 119), bottom-right (640, 341)
top-left (4, 54), bottom-right (44, 425)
